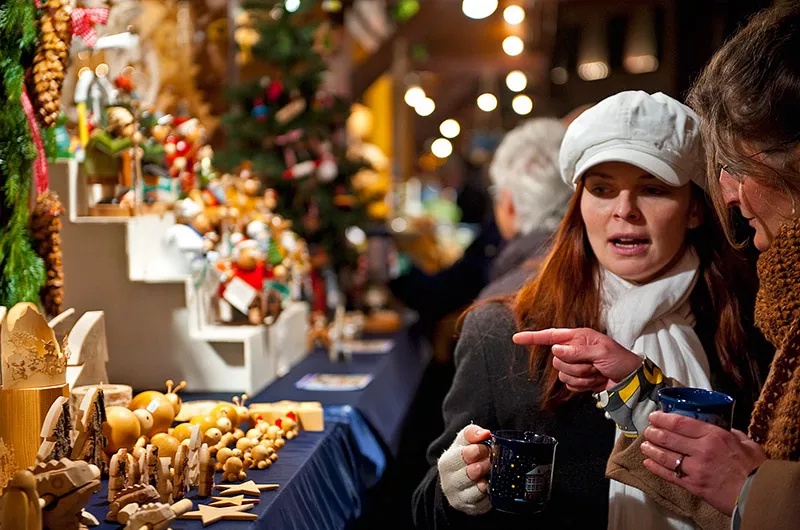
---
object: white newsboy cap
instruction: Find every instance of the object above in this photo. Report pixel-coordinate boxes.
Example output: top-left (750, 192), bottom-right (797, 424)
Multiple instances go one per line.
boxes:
top-left (559, 91), bottom-right (706, 189)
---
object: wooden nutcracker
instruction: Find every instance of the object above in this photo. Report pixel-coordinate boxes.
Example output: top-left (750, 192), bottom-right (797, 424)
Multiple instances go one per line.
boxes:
top-left (198, 443), bottom-right (215, 498)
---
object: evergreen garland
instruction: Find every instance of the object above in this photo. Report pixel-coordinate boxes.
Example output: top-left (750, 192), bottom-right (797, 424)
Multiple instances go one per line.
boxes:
top-left (0, 0), bottom-right (47, 307)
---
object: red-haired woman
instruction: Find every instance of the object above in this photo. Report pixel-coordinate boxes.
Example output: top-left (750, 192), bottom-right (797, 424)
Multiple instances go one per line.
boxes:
top-left (563, 5), bottom-right (800, 530)
top-left (412, 91), bottom-right (765, 530)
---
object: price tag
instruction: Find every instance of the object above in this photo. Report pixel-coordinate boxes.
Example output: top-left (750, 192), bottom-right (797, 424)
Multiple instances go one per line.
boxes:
top-left (224, 277), bottom-right (258, 314)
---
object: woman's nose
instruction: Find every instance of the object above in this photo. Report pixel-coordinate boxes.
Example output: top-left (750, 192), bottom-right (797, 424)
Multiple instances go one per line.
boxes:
top-left (719, 168), bottom-right (740, 208)
top-left (613, 192), bottom-right (641, 221)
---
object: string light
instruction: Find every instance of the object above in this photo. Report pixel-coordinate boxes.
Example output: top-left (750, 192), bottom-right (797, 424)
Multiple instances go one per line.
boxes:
top-left (285, 0), bottom-right (300, 12)
top-left (503, 5), bottom-right (525, 25)
top-left (462, 0), bottom-right (498, 20)
top-left (551, 67), bottom-right (569, 85)
top-left (431, 138), bottom-right (453, 158)
top-left (577, 61), bottom-right (609, 81)
top-left (404, 86), bottom-right (426, 107)
top-left (512, 95), bottom-right (533, 115)
top-left (415, 98), bottom-right (436, 117)
top-left (477, 93), bottom-right (498, 112)
top-left (505, 70), bottom-right (527, 92)
top-left (439, 119), bottom-right (461, 139)
top-left (503, 36), bottom-right (524, 57)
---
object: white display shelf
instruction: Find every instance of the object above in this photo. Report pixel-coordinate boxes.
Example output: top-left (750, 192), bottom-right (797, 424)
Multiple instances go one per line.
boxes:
top-left (51, 160), bottom-right (312, 394)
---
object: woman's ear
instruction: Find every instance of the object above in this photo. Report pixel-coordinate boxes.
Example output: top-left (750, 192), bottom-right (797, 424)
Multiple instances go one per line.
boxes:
top-left (687, 198), bottom-right (704, 229)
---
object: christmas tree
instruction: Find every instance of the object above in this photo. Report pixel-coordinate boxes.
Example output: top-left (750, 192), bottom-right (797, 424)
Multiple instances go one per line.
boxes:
top-left (215, 0), bottom-right (369, 276)
top-left (0, 0), bottom-right (47, 307)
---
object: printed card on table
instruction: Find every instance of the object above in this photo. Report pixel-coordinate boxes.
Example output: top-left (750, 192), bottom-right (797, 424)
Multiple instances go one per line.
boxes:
top-left (295, 373), bottom-right (374, 391)
top-left (339, 339), bottom-right (395, 355)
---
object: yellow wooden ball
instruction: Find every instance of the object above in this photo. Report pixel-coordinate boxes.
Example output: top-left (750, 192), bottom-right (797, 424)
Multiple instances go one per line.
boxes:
top-left (190, 415), bottom-right (218, 433)
top-left (171, 423), bottom-right (194, 442)
top-left (103, 406), bottom-right (142, 456)
top-left (211, 403), bottom-right (240, 425)
top-left (129, 390), bottom-right (175, 435)
top-left (151, 433), bottom-right (180, 464)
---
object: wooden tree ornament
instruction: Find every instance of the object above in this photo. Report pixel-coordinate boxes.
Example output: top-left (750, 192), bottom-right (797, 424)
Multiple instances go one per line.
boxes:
top-left (36, 396), bottom-right (72, 464)
top-left (108, 448), bottom-right (136, 502)
top-left (70, 387), bottom-right (108, 474)
top-left (197, 443), bottom-right (214, 498)
top-left (172, 443), bottom-right (189, 501)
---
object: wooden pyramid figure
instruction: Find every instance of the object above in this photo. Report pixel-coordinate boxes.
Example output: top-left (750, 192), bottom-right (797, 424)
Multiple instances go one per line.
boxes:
top-left (37, 396), bottom-right (73, 464)
top-left (61, 311), bottom-right (110, 390)
top-left (1, 303), bottom-right (67, 390)
top-left (70, 387), bottom-right (109, 475)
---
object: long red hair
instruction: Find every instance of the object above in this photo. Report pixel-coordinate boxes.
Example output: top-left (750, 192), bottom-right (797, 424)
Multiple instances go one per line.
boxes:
top-left (513, 181), bottom-right (760, 410)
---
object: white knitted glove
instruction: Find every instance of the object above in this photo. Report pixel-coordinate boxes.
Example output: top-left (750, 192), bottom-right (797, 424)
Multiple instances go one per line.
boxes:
top-left (437, 425), bottom-right (492, 516)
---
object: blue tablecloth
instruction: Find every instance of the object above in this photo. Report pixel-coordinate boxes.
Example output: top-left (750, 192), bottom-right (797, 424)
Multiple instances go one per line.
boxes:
top-left (88, 329), bottom-right (431, 529)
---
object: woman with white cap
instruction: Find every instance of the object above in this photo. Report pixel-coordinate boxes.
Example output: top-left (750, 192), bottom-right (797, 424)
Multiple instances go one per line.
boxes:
top-left (413, 91), bottom-right (765, 530)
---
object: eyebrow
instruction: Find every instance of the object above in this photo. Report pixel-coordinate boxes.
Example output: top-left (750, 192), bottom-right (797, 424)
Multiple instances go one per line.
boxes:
top-left (584, 171), bottom-right (656, 180)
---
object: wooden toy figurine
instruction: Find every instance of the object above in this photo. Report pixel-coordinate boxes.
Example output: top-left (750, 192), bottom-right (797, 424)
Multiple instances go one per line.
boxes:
top-left (117, 499), bottom-right (193, 530)
top-left (31, 458), bottom-right (102, 530)
top-left (186, 425), bottom-right (202, 487)
top-left (163, 380), bottom-right (187, 417)
top-left (198, 443), bottom-right (214, 498)
top-left (0, 469), bottom-right (42, 530)
top-left (156, 457), bottom-right (173, 504)
top-left (106, 484), bottom-right (160, 523)
top-left (108, 448), bottom-right (135, 502)
top-left (172, 443), bottom-right (190, 501)
top-left (222, 456), bottom-right (246, 482)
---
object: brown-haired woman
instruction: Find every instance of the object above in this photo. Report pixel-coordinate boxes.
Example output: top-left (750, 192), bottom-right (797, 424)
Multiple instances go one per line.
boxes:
top-left (580, 4), bottom-right (800, 530)
top-left (411, 91), bottom-right (764, 530)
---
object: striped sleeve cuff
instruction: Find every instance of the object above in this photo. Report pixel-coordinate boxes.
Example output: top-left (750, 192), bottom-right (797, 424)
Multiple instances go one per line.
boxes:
top-left (594, 357), bottom-right (667, 437)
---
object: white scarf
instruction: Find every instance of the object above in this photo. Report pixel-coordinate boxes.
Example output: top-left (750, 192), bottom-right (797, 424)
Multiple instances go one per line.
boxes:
top-left (601, 249), bottom-right (710, 530)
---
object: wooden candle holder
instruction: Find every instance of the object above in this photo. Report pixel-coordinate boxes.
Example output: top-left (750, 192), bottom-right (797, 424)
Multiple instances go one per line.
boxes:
top-left (0, 384), bottom-right (69, 469)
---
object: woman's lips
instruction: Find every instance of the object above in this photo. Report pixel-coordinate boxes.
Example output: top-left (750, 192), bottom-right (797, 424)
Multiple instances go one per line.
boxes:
top-left (608, 237), bottom-right (650, 256)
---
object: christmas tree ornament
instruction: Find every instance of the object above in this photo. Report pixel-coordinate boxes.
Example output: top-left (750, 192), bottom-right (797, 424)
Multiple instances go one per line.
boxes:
top-left (275, 98), bottom-right (307, 124)
top-left (27, 0), bottom-right (73, 128)
top-left (251, 98), bottom-right (268, 122)
top-left (30, 191), bottom-right (66, 317)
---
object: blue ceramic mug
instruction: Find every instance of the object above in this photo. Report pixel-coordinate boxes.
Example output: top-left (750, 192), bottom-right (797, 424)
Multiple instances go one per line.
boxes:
top-left (484, 431), bottom-right (557, 515)
top-left (657, 387), bottom-right (735, 430)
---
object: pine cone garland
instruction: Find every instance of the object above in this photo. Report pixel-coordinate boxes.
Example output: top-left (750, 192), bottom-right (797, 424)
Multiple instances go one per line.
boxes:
top-left (28, 0), bottom-right (72, 128)
top-left (31, 191), bottom-right (66, 317)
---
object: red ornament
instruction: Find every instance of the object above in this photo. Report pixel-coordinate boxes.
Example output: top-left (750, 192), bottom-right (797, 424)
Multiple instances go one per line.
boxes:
top-left (275, 418), bottom-right (283, 429)
top-left (114, 74), bottom-right (135, 93)
top-left (267, 80), bottom-right (284, 103)
top-left (176, 140), bottom-right (190, 157)
top-left (286, 411), bottom-right (297, 421)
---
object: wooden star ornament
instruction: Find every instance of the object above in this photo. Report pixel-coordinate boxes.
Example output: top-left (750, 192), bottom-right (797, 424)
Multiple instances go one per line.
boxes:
top-left (215, 480), bottom-right (279, 497)
top-left (180, 504), bottom-right (258, 526)
top-left (210, 494), bottom-right (260, 507)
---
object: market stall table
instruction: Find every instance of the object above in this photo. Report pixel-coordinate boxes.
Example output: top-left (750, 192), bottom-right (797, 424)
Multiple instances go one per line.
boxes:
top-left (86, 328), bottom-right (431, 529)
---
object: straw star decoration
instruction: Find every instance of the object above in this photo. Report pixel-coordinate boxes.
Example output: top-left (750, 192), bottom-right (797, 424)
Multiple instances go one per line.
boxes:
top-left (215, 480), bottom-right (279, 497)
top-left (210, 494), bottom-right (260, 507)
top-left (180, 504), bottom-right (258, 525)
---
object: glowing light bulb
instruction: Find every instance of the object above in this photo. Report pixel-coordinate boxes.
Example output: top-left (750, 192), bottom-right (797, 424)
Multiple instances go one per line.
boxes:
top-left (439, 119), bottom-right (461, 139)
top-left (512, 95), bottom-right (533, 115)
top-left (477, 93), bottom-right (498, 112)
top-left (431, 138), bottom-right (453, 158)
top-left (462, 0), bottom-right (497, 20)
top-left (415, 97), bottom-right (436, 116)
top-left (404, 86), bottom-right (426, 107)
top-left (503, 36), bottom-right (524, 57)
top-left (504, 5), bottom-right (525, 25)
top-left (505, 70), bottom-right (527, 92)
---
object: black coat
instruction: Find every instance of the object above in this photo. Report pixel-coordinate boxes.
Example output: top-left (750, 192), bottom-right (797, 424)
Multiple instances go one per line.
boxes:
top-left (411, 296), bottom-right (766, 529)
top-left (411, 302), bottom-right (615, 529)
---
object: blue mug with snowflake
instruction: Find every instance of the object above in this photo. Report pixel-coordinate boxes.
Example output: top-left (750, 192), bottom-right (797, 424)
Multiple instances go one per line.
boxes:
top-left (484, 431), bottom-right (558, 515)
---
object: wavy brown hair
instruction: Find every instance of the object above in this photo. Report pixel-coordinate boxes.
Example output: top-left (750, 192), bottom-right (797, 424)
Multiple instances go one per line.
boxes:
top-left (687, 3), bottom-right (800, 245)
top-left (512, 181), bottom-right (760, 410)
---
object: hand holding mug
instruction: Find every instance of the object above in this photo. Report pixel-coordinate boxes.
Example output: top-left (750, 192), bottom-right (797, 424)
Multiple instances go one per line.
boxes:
top-left (461, 425), bottom-right (492, 493)
top-left (641, 411), bottom-right (766, 515)
top-left (513, 328), bottom-right (643, 392)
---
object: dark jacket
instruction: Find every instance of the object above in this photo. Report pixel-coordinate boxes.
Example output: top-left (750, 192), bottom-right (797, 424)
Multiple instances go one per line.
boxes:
top-left (389, 221), bottom-right (503, 326)
top-left (479, 228), bottom-right (553, 300)
top-left (411, 302), bottom-right (615, 529)
top-left (411, 292), bottom-right (765, 529)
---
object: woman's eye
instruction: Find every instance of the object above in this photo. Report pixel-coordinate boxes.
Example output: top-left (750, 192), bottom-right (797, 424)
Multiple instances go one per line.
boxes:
top-left (589, 186), bottom-right (610, 196)
top-left (642, 186), bottom-right (668, 196)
